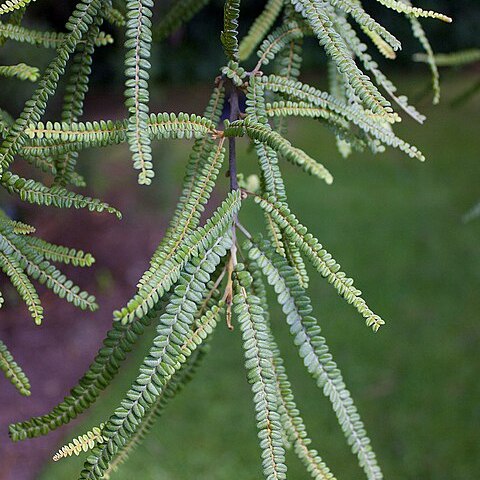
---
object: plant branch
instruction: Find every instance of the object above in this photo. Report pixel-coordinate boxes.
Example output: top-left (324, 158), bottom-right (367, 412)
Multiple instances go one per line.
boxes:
top-left (228, 85), bottom-right (240, 192)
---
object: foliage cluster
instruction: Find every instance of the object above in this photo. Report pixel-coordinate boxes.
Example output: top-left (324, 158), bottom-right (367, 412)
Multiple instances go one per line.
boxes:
top-left (0, 0), bottom-right (452, 478)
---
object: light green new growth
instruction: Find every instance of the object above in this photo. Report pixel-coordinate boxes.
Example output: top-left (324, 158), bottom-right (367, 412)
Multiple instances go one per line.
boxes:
top-left (0, 0), bottom-right (36, 15)
top-left (53, 424), bottom-right (106, 461)
top-left (0, 1), bottom-right (452, 479)
top-left (373, 0), bottom-right (451, 23)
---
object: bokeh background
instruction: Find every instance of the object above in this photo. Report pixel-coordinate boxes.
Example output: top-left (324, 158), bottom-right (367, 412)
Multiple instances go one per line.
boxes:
top-left (0, 1), bottom-right (479, 479)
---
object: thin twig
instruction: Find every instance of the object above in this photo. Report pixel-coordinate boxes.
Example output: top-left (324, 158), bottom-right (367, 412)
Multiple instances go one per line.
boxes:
top-left (228, 85), bottom-right (240, 192)
top-left (235, 221), bottom-right (252, 240)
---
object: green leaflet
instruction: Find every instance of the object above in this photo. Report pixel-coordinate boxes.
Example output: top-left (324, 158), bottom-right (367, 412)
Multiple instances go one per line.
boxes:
top-left (361, 25), bottom-right (397, 60)
top-left (221, 60), bottom-right (247, 87)
top-left (12, 256), bottom-right (225, 442)
top-left (102, 5), bottom-right (125, 27)
top-left (0, 0), bottom-right (103, 173)
top-left (20, 108), bottom-right (216, 170)
top-left (254, 21), bottom-right (303, 71)
top-left (82, 304), bottom-right (222, 479)
top-left (283, 239), bottom-right (309, 289)
top-left (221, 0), bottom-right (241, 61)
top-left (249, 254), bottom-right (333, 479)
top-left (26, 237), bottom-right (95, 267)
top-left (80, 237), bottom-right (230, 479)
top-left (0, 209), bottom-right (36, 234)
top-left (0, 4), bottom-right (25, 46)
top-left (10, 300), bottom-right (167, 441)
top-left (265, 100), bottom-right (360, 147)
top-left (329, 12), bottom-right (426, 124)
top-left (3, 107), bottom-right (60, 173)
top-left (245, 76), bottom-right (288, 201)
top-left (273, 10), bottom-right (303, 85)
top-left (403, 0), bottom-right (440, 104)
top-left (233, 266), bottom-right (287, 480)
top-left (12, 221), bottom-right (35, 234)
top-left (103, 347), bottom-right (210, 478)
top-left (0, 339), bottom-right (31, 396)
top-left (239, 0), bottom-right (284, 61)
top-left (265, 212), bottom-right (287, 256)
top-left (246, 237), bottom-right (382, 480)
top-left (245, 76), bottom-right (309, 288)
top-left (290, 0), bottom-right (395, 120)
top-left (24, 113), bottom-right (217, 149)
top-left (261, 75), bottom-right (424, 159)
top-left (0, 210), bottom-right (97, 325)
top-left (0, 225), bottom-right (97, 313)
top-left (114, 190), bottom-right (241, 324)
top-left (225, 118), bottom-right (334, 185)
top-left (21, 153), bottom-right (57, 175)
top-left (270, 338), bottom-right (336, 480)
top-left (0, 63), bottom-right (39, 81)
top-left (1, 171), bottom-right (121, 218)
top-left (244, 75), bottom-right (289, 256)
top-left (54, 18), bottom-right (103, 186)
top-left (327, 0), bottom-right (400, 50)
top-left (271, 22), bottom-right (303, 136)
top-left (137, 86), bottom-right (225, 288)
top-left (414, 49), bottom-right (480, 67)
top-left (254, 196), bottom-right (385, 332)
top-left (0, 249), bottom-right (43, 324)
top-left (138, 140), bottom-right (226, 288)
top-left (0, 21), bottom-right (113, 48)
top-left (124, 0), bottom-right (155, 185)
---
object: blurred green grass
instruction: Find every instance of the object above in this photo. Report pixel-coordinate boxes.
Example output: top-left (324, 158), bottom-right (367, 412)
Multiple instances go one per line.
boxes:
top-left (41, 73), bottom-right (480, 480)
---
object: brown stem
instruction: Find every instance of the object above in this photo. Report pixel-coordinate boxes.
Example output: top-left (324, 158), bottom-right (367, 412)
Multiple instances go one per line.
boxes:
top-left (228, 85), bottom-right (240, 192)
